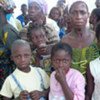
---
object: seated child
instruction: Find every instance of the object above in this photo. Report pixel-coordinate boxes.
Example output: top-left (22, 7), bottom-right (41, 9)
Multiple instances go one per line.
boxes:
top-left (0, 39), bottom-right (50, 100)
top-left (49, 42), bottom-right (85, 100)
top-left (28, 26), bottom-right (54, 75)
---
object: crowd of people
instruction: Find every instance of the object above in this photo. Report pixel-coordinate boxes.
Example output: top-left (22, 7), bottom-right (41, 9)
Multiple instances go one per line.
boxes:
top-left (0, 0), bottom-right (100, 100)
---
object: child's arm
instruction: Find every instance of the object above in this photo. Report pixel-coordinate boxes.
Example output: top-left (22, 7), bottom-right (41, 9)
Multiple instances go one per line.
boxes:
top-left (55, 68), bottom-right (74, 100)
top-left (85, 64), bottom-right (94, 100)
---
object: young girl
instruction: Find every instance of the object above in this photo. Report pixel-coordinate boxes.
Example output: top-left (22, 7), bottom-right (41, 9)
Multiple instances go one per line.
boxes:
top-left (49, 7), bottom-right (62, 23)
top-left (28, 26), bottom-right (53, 75)
top-left (0, 39), bottom-right (50, 100)
top-left (49, 42), bottom-right (85, 100)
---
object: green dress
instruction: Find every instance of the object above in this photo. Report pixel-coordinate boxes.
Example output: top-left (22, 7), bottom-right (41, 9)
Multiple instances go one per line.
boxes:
top-left (72, 42), bottom-right (100, 76)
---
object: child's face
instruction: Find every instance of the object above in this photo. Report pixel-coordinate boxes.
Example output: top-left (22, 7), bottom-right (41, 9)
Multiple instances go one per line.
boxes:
top-left (89, 13), bottom-right (97, 26)
top-left (70, 2), bottom-right (89, 29)
top-left (31, 30), bottom-right (47, 47)
top-left (51, 50), bottom-right (72, 73)
top-left (11, 45), bottom-right (31, 71)
top-left (50, 9), bottom-right (60, 21)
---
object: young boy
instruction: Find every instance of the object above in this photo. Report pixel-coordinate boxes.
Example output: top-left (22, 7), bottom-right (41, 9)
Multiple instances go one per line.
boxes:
top-left (0, 39), bottom-right (50, 100)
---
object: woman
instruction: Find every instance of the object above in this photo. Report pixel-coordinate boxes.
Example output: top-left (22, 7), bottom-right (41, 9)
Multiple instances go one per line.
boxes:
top-left (61, 1), bottom-right (96, 76)
top-left (0, 0), bottom-right (19, 91)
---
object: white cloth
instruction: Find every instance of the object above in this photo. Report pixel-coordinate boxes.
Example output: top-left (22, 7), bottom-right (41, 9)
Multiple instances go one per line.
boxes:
top-left (0, 66), bottom-right (50, 98)
top-left (90, 57), bottom-right (100, 100)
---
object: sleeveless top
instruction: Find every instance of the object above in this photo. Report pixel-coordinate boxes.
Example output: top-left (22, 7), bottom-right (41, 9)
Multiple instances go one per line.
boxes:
top-left (90, 57), bottom-right (100, 100)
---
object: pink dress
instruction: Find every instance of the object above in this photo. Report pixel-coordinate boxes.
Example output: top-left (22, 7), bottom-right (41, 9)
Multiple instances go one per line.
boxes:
top-left (49, 68), bottom-right (85, 100)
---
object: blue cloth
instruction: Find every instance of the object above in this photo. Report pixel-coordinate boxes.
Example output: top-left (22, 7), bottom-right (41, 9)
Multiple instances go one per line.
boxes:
top-left (59, 28), bottom-right (65, 39)
top-left (6, 13), bottom-right (13, 21)
top-left (17, 15), bottom-right (25, 27)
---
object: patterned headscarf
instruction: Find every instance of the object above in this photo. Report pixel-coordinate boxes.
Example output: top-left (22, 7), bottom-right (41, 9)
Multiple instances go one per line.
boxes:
top-left (0, 0), bottom-right (16, 13)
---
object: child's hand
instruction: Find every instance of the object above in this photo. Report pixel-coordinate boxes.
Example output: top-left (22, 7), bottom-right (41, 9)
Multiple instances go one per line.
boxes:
top-left (37, 44), bottom-right (47, 55)
top-left (30, 90), bottom-right (42, 100)
top-left (55, 68), bottom-right (66, 84)
top-left (19, 90), bottom-right (30, 100)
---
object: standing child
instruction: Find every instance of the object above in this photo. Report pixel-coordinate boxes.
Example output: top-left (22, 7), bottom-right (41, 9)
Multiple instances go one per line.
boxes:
top-left (0, 39), bottom-right (50, 100)
top-left (49, 42), bottom-right (85, 100)
top-left (28, 26), bottom-right (53, 75)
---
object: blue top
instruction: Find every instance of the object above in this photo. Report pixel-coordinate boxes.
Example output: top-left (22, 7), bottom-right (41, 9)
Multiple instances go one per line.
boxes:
top-left (17, 14), bottom-right (25, 27)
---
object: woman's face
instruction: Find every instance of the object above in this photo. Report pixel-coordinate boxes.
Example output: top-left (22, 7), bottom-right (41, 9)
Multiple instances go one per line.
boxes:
top-left (51, 50), bottom-right (72, 73)
top-left (28, 2), bottom-right (42, 21)
top-left (69, 2), bottom-right (89, 29)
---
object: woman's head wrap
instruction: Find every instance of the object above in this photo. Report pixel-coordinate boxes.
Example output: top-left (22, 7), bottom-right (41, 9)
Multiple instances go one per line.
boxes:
top-left (28, 0), bottom-right (48, 15)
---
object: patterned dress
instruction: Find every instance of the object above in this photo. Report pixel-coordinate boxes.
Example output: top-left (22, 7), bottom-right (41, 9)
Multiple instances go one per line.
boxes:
top-left (31, 45), bottom-right (53, 76)
top-left (72, 42), bottom-right (100, 76)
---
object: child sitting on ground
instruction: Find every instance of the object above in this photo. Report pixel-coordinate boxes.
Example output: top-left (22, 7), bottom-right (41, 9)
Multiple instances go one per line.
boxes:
top-left (49, 42), bottom-right (85, 100)
top-left (0, 39), bottom-right (50, 100)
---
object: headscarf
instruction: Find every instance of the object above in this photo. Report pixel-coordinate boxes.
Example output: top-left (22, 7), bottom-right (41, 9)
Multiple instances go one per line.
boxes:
top-left (0, 0), bottom-right (16, 13)
top-left (28, 0), bottom-right (48, 15)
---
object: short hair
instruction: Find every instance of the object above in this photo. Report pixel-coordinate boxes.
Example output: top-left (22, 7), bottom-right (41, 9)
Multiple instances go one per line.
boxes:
top-left (69, 1), bottom-right (88, 13)
top-left (21, 4), bottom-right (27, 8)
top-left (49, 7), bottom-right (62, 19)
top-left (95, 0), bottom-right (100, 7)
top-left (11, 39), bottom-right (31, 54)
top-left (96, 22), bottom-right (100, 41)
top-left (51, 42), bottom-right (72, 58)
top-left (91, 8), bottom-right (100, 22)
top-left (27, 25), bottom-right (45, 39)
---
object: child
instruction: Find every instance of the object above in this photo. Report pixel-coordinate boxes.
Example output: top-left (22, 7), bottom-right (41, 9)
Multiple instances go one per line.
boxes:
top-left (89, 8), bottom-right (100, 31)
top-left (49, 42), bottom-right (85, 100)
top-left (85, 23), bottom-right (100, 100)
top-left (49, 7), bottom-right (62, 23)
top-left (0, 39), bottom-right (50, 100)
top-left (28, 25), bottom-right (53, 75)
